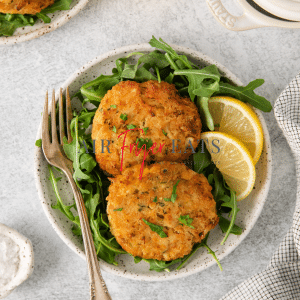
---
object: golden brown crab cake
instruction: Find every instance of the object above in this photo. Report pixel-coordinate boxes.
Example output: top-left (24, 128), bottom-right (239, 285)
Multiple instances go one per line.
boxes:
top-left (0, 0), bottom-right (55, 14)
top-left (92, 80), bottom-right (201, 176)
top-left (107, 162), bottom-right (218, 261)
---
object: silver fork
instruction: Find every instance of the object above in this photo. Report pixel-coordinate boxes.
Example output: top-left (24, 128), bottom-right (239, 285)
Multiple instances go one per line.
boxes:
top-left (42, 88), bottom-right (112, 300)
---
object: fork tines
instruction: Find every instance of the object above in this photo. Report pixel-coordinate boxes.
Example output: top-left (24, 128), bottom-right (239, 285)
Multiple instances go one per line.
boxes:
top-left (42, 88), bottom-right (72, 147)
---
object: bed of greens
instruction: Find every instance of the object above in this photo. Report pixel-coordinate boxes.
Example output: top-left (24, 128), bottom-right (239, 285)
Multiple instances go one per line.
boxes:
top-left (37, 36), bottom-right (272, 272)
top-left (0, 0), bottom-right (72, 37)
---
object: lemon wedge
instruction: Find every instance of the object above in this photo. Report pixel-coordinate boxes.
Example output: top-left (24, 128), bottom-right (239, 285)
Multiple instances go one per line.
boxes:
top-left (201, 131), bottom-right (256, 201)
top-left (208, 96), bottom-right (263, 164)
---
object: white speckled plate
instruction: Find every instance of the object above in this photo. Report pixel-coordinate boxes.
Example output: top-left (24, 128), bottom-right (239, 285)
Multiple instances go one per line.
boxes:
top-left (34, 43), bottom-right (272, 281)
top-left (0, 0), bottom-right (89, 45)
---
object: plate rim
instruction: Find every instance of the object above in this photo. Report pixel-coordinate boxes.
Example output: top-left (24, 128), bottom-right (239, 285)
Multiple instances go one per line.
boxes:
top-left (0, 0), bottom-right (89, 45)
top-left (34, 42), bottom-right (272, 281)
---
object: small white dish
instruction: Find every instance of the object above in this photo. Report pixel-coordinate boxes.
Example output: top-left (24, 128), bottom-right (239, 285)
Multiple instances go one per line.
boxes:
top-left (206, 0), bottom-right (300, 30)
top-left (34, 43), bottom-right (272, 281)
top-left (0, 0), bottom-right (89, 45)
top-left (253, 0), bottom-right (300, 21)
top-left (0, 223), bottom-right (34, 299)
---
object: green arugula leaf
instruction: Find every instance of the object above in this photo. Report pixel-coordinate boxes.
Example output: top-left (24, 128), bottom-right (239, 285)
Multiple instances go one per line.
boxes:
top-left (142, 219), bottom-right (167, 238)
top-left (175, 66), bottom-right (221, 131)
top-left (149, 36), bottom-right (195, 70)
top-left (79, 154), bottom-right (97, 173)
top-left (83, 184), bottom-right (99, 217)
top-left (120, 61), bottom-right (157, 82)
top-left (62, 136), bottom-right (77, 162)
top-left (179, 215), bottom-right (194, 229)
top-left (153, 196), bottom-right (158, 203)
top-left (218, 216), bottom-right (242, 235)
top-left (137, 50), bottom-right (170, 69)
top-left (212, 168), bottom-right (228, 203)
top-left (202, 238), bottom-right (223, 271)
top-left (112, 126), bottom-right (117, 133)
top-left (40, 0), bottom-right (72, 14)
top-left (220, 190), bottom-right (238, 245)
top-left (48, 166), bottom-right (80, 227)
top-left (175, 66), bottom-right (221, 101)
top-left (143, 258), bottom-right (181, 272)
top-left (176, 233), bottom-right (222, 271)
top-left (193, 145), bottom-right (211, 174)
top-left (78, 110), bottom-right (96, 129)
top-left (155, 66), bottom-right (161, 83)
top-left (110, 105), bottom-right (117, 108)
top-left (35, 12), bottom-right (51, 23)
top-left (162, 129), bottom-right (167, 136)
top-left (71, 116), bottom-right (90, 181)
top-left (217, 79), bottom-right (272, 112)
top-left (143, 127), bottom-right (149, 135)
top-left (134, 65), bottom-right (157, 82)
top-left (134, 256), bottom-right (142, 264)
top-left (0, 13), bottom-right (35, 36)
top-left (80, 74), bottom-right (120, 102)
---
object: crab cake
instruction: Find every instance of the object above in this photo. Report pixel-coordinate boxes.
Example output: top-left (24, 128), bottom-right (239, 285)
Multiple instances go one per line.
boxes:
top-left (92, 80), bottom-right (201, 176)
top-left (107, 162), bottom-right (218, 261)
top-left (0, 0), bottom-right (55, 14)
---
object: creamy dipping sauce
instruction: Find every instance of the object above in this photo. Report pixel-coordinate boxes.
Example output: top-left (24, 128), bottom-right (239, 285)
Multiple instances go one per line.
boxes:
top-left (0, 234), bottom-right (20, 288)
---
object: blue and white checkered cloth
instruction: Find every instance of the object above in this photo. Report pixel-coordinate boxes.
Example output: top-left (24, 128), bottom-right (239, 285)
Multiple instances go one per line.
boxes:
top-left (222, 74), bottom-right (300, 300)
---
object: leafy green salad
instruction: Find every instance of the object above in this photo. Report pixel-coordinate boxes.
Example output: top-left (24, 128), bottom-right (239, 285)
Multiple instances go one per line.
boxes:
top-left (0, 0), bottom-right (72, 37)
top-left (37, 36), bottom-right (272, 272)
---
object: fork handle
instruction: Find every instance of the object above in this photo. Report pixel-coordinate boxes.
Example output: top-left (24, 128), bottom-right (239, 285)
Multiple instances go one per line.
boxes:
top-left (65, 169), bottom-right (112, 300)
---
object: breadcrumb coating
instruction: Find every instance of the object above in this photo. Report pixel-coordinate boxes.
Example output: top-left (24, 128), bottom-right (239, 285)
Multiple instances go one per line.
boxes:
top-left (92, 80), bottom-right (202, 176)
top-left (107, 162), bottom-right (219, 261)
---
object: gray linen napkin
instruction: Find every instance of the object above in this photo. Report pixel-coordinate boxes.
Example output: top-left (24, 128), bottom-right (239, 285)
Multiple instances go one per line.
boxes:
top-left (221, 74), bottom-right (300, 300)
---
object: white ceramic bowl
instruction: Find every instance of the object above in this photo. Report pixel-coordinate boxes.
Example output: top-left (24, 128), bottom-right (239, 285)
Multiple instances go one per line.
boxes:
top-left (253, 0), bottom-right (300, 21)
top-left (34, 43), bottom-right (272, 281)
top-left (0, 223), bottom-right (34, 299)
top-left (206, 0), bottom-right (300, 30)
top-left (0, 0), bottom-right (89, 46)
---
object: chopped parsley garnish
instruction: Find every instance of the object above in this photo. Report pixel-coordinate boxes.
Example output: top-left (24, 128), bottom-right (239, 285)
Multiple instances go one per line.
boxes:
top-left (171, 180), bottom-right (180, 203)
top-left (164, 180), bottom-right (180, 203)
top-left (134, 256), bottom-right (142, 263)
top-left (153, 196), bottom-right (158, 203)
top-left (113, 208), bottom-right (123, 211)
top-left (136, 138), bottom-right (153, 149)
top-left (112, 126), bottom-right (117, 133)
top-left (120, 113), bottom-right (128, 121)
top-left (143, 127), bottom-right (149, 135)
top-left (110, 105), bottom-right (117, 108)
top-left (178, 215), bottom-right (194, 229)
top-left (142, 219), bottom-right (167, 238)
top-left (127, 124), bottom-right (136, 129)
top-left (162, 129), bottom-right (167, 136)
top-left (35, 139), bottom-right (42, 147)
